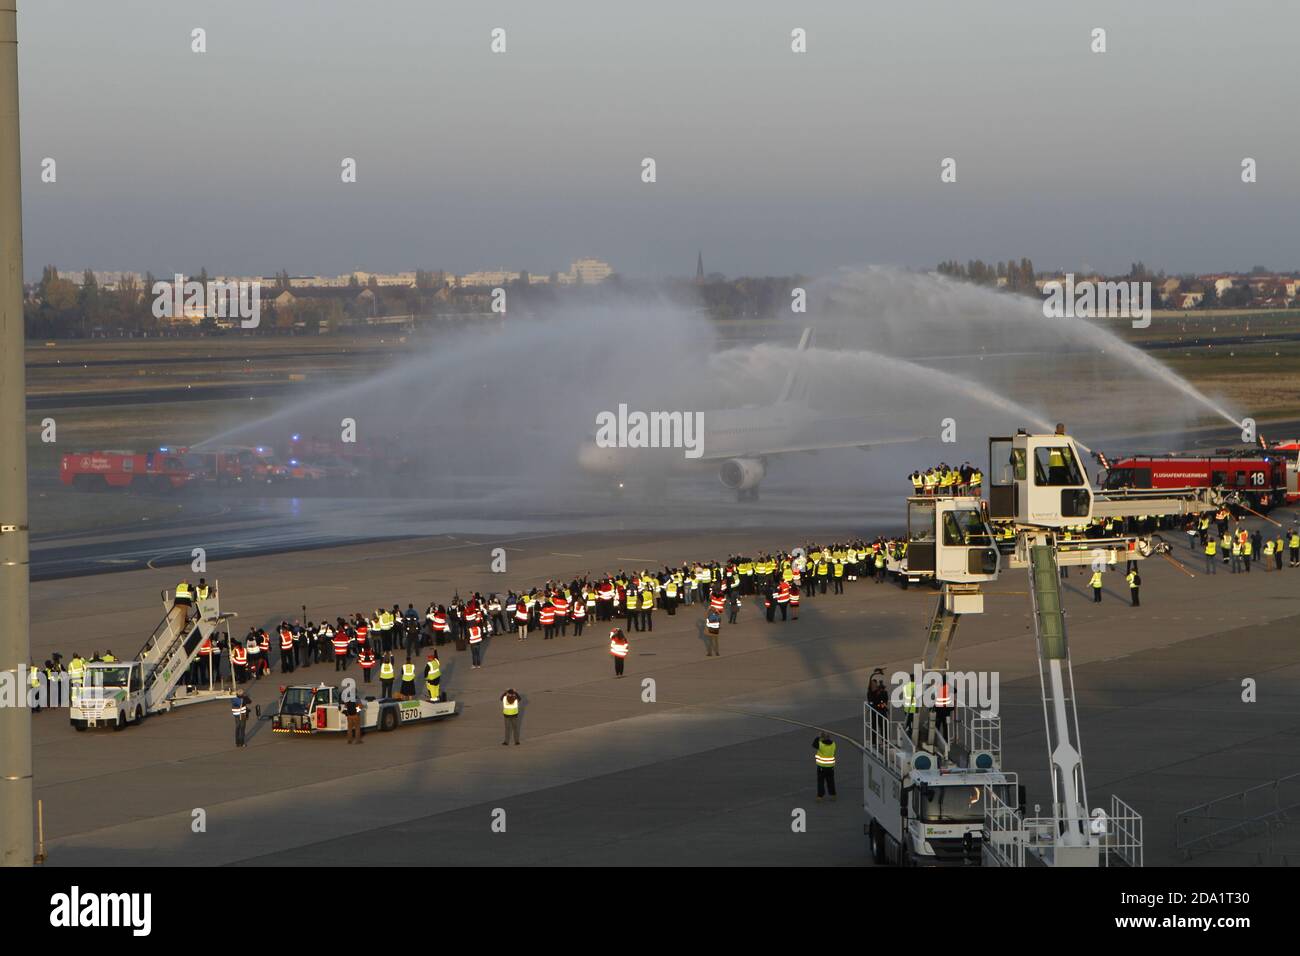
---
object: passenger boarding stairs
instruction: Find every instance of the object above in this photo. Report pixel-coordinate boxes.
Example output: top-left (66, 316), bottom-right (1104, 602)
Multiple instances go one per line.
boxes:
top-left (136, 586), bottom-right (226, 711)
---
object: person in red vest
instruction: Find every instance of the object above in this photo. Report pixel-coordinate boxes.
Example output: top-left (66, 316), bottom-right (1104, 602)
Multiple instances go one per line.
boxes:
top-left (231, 641), bottom-right (248, 683)
top-left (540, 600), bottom-right (556, 640)
top-left (332, 628), bottom-right (351, 671)
top-left (789, 585), bottom-right (801, 621)
top-left (776, 580), bottom-right (791, 621)
top-left (934, 674), bottom-right (955, 739)
top-left (609, 627), bottom-right (630, 678)
top-left (552, 593), bottom-right (569, 637)
top-left (257, 629), bottom-right (272, 676)
top-left (191, 637), bottom-right (212, 686)
top-left (597, 580), bottom-right (614, 621)
top-left (279, 623), bottom-right (295, 674)
top-left (514, 598), bottom-right (529, 641)
top-left (572, 595), bottom-right (587, 637)
top-left (467, 622), bottom-right (484, 668)
top-left (709, 590), bottom-right (725, 615)
top-left (358, 646), bottom-right (376, 683)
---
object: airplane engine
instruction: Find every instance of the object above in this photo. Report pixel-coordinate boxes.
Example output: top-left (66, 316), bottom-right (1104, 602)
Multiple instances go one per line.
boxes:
top-left (719, 457), bottom-right (765, 491)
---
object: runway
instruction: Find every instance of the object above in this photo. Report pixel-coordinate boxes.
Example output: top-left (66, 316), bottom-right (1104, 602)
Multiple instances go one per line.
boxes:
top-left (28, 416), bottom-right (1298, 580)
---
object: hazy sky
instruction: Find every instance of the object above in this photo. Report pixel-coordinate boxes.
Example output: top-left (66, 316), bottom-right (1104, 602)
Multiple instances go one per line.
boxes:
top-left (16, 0), bottom-right (1300, 279)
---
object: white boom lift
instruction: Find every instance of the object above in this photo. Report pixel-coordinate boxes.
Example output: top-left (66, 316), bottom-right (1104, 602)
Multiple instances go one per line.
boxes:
top-left (70, 583), bottom-right (238, 731)
top-left (868, 429), bottom-right (1217, 867)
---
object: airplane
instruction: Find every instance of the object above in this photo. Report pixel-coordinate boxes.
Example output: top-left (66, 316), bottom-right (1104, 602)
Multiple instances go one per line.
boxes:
top-left (577, 328), bottom-right (922, 500)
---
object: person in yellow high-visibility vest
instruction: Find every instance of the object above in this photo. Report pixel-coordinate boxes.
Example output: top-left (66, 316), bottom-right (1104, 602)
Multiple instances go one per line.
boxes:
top-left (902, 679), bottom-right (918, 733)
top-left (1126, 568), bottom-right (1140, 607)
top-left (424, 652), bottom-right (441, 701)
top-left (812, 733), bottom-right (837, 800)
top-left (400, 658), bottom-right (416, 700)
top-left (1089, 568), bottom-right (1103, 602)
top-left (502, 688), bottom-right (521, 745)
top-left (173, 580), bottom-right (193, 623)
top-left (1203, 537), bottom-right (1217, 575)
top-left (379, 653), bottom-right (396, 698)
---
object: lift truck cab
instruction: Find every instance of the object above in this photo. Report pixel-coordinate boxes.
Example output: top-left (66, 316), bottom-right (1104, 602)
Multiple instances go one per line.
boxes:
top-left (987, 431), bottom-right (1092, 527)
top-left (864, 704), bottom-right (1021, 866)
top-left (905, 495), bottom-right (998, 607)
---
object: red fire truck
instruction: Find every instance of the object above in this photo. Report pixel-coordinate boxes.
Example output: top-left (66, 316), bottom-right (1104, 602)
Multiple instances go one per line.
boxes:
top-left (285, 433), bottom-right (406, 476)
top-left (1100, 451), bottom-right (1296, 511)
top-left (60, 448), bottom-right (204, 492)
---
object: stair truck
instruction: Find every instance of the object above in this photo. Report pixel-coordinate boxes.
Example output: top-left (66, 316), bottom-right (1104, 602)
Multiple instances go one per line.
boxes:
top-left (70, 583), bottom-right (238, 731)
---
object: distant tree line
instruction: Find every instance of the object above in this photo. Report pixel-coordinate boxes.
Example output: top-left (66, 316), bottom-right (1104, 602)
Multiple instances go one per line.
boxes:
top-left (24, 267), bottom-right (161, 338)
top-left (935, 258), bottom-right (1037, 293)
top-left (23, 267), bottom-right (811, 338)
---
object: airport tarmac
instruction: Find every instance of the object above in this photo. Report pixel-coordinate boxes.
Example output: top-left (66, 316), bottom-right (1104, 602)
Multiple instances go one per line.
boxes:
top-left (27, 511), bottom-right (1300, 867)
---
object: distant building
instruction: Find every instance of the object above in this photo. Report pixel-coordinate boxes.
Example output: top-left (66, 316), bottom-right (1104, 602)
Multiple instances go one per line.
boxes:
top-left (352, 271), bottom-right (417, 288)
top-left (1198, 275), bottom-right (1237, 296)
top-left (555, 258), bottom-right (613, 285)
top-left (457, 269), bottom-right (522, 288)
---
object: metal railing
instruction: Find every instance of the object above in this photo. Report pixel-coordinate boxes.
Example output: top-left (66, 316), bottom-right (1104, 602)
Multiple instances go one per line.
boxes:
top-left (982, 791), bottom-right (1143, 868)
top-left (1175, 771), bottom-right (1300, 861)
top-left (863, 703), bottom-right (905, 770)
top-left (982, 786), bottom-right (1025, 868)
top-left (1107, 794), bottom-right (1144, 868)
top-left (952, 705), bottom-right (1001, 767)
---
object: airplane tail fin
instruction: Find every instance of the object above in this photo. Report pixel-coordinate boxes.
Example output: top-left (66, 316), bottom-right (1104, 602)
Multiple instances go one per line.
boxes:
top-left (777, 327), bottom-right (813, 405)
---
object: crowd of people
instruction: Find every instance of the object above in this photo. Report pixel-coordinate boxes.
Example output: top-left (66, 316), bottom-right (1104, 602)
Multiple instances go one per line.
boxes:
top-left (909, 463), bottom-right (984, 496)
top-left (162, 538), bottom-right (926, 698)
top-left (1187, 507), bottom-right (1300, 574)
